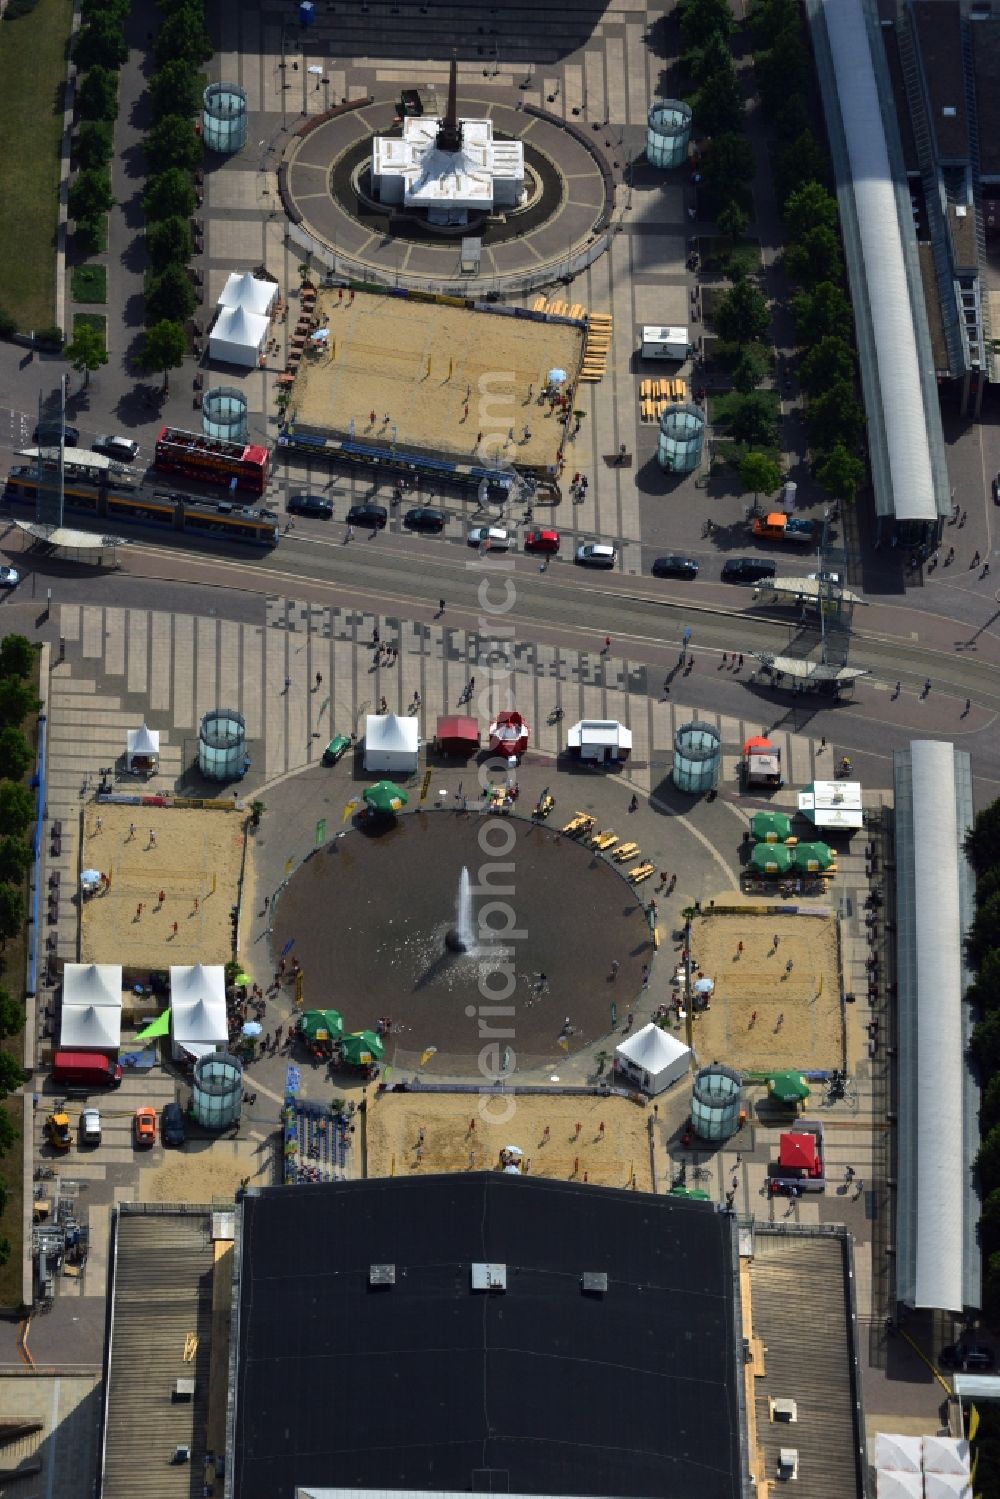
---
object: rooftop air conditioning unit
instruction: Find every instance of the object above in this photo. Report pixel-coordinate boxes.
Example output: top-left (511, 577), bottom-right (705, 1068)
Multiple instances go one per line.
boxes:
top-left (770, 1399), bottom-right (798, 1423)
top-left (370, 1264), bottom-right (396, 1287)
top-left (777, 1449), bottom-right (799, 1481)
top-left (172, 1378), bottom-right (195, 1403)
top-left (171, 1447), bottom-right (191, 1465)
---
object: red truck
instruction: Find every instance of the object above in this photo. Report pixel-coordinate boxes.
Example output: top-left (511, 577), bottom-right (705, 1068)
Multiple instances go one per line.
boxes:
top-left (51, 1051), bottom-right (122, 1089)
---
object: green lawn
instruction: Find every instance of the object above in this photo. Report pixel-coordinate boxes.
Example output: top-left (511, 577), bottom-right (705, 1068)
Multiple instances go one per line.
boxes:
top-left (71, 264), bottom-right (107, 304)
top-left (700, 238), bottom-right (762, 279)
top-left (0, 0), bottom-right (75, 331)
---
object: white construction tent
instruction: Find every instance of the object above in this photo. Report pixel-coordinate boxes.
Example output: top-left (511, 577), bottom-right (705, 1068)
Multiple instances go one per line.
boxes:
top-left (875, 1432), bottom-right (972, 1499)
top-left (364, 713), bottom-right (419, 773)
top-left (615, 1023), bottom-right (691, 1095)
top-left (218, 270), bottom-right (278, 318)
top-left (209, 304), bottom-right (270, 368)
top-left (875, 1435), bottom-right (922, 1473)
top-left (876, 1472), bottom-right (923, 1499)
top-left (60, 962), bottom-right (123, 1050)
top-left (567, 719), bottom-right (632, 764)
top-left (126, 722), bottom-right (160, 773)
top-left (170, 963), bottom-right (228, 1061)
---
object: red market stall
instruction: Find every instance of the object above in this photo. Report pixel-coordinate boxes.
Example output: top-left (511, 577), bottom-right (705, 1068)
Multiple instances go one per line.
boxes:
top-left (489, 710), bottom-right (529, 760)
top-left (435, 715), bottom-right (480, 758)
top-left (778, 1131), bottom-right (822, 1177)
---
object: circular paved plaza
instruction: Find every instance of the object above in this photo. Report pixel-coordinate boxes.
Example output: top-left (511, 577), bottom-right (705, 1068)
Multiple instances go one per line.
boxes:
top-left (271, 813), bottom-right (652, 1074)
top-left (281, 91), bottom-right (614, 290)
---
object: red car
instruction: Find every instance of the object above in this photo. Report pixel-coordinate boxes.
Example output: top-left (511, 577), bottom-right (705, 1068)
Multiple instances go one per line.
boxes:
top-left (524, 528), bottom-right (560, 555)
top-left (133, 1106), bottom-right (157, 1148)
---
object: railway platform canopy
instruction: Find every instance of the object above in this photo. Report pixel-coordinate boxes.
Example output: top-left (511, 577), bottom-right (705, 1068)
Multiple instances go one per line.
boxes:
top-left (14, 519), bottom-right (124, 563)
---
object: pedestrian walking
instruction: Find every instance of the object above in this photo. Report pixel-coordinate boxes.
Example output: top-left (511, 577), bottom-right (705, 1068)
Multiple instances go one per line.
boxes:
top-left (149, 828), bottom-right (156, 846)
top-left (893, 681), bottom-right (901, 697)
top-left (923, 678), bottom-right (931, 697)
top-left (983, 562), bottom-right (991, 578)
top-left (345, 525), bottom-right (355, 542)
top-left (641, 970), bottom-right (649, 991)
top-left (737, 940), bottom-right (744, 954)
top-left (315, 671), bottom-right (322, 688)
top-left (603, 635), bottom-right (611, 654)
top-left (659, 870), bottom-right (668, 889)
top-left (610, 959), bottom-right (620, 980)
top-left (972, 550), bottom-right (981, 568)
top-left (964, 698), bottom-right (971, 716)
top-left (775, 1012), bottom-right (784, 1030)
top-left (773, 934), bottom-right (780, 949)
top-left (158, 888), bottom-right (165, 905)
top-left (749, 1011), bottom-right (757, 1027)
top-left (721, 652), bottom-right (727, 668)
top-left (854, 1179), bottom-right (865, 1199)
top-left (128, 822), bottom-right (136, 841)
top-left (738, 653), bottom-right (744, 670)
top-left (136, 902), bottom-right (143, 920)
top-left (438, 598), bottom-right (445, 615)
top-left (172, 921), bottom-right (178, 937)
top-left (598, 1119), bottom-right (605, 1136)
top-left (845, 1165), bottom-right (855, 1182)
top-left (94, 814), bottom-right (103, 834)
top-left (284, 675), bottom-right (292, 692)
top-left (193, 896), bottom-right (199, 913)
top-left (629, 793), bottom-right (638, 813)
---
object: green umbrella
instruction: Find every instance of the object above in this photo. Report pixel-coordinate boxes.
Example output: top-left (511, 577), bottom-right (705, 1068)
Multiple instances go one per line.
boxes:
top-left (750, 842), bottom-right (792, 875)
top-left (363, 780), bottom-right (408, 814)
top-left (792, 841), bottom-right (835, 872)
top-left (340, 1029), bottom-right (385, 1066)
top-left (767, 1070), bottom-right (811, 1105)
top-left (299, 1008), bottom-right (344, 1043)
top-left (135, 1009), bottom-right (171, 1040)
top-left (751, 810), bottom-right (792, 844)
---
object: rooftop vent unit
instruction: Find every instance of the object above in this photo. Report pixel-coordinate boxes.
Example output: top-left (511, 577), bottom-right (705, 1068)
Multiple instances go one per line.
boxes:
top-left (777, 1449), bottom-right (799, 1482)
top-left (369, 1263), bottom-right (396, 1287)
top-left (471, 1262), bottom-right (507, 1292)
top-left (172, 1378), bottom-right (195, 1403)
top-left (171, 1446), bottom-right (191, 1465)
top-left (769, 1398), bottom-right (798, 1423)
top-left (581, 1271), bottom-right (608, 1295)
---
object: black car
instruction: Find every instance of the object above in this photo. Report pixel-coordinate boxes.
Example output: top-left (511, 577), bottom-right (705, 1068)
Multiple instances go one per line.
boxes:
top-left (404, 506), bottom-right (446, 533)
top-left (652, 554), bottom-right (699, 579)
top-left (34, 421), bottom-right (80, 447)
top-left (721, 557), bottom-right (777, 584)
top-left (993, 473), bottom-right (1000, 505)
top-left (347, 503), bottom-right (388, 530)
top-left (940, 1343), bottom-right (995, 1371)
top-left (161, 1101), bottom-right (186, 1147)
top-left (288, 493), bottom-right (333, 519)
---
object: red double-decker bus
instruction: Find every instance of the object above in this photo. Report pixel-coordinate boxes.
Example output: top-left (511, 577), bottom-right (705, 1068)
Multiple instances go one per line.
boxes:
top-left (153, 427), bottom-right (270, 495)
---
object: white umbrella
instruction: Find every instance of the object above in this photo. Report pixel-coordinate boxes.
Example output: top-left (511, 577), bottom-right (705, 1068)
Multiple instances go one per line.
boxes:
top-left (242, 1021), bottom-right (263, 1038)
top-left (546, 367), bottom-right (567, 386)
top-left (694, 977), bottom-right (715, 995)
top-left (81, 869), bottom-right (102, 890)
top-left (503, 1144), bottom-right (523, 1158)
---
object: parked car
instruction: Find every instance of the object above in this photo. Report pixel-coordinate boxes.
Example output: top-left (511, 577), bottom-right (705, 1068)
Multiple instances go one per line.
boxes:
top-left (347, 503), bottom-right (388, 529)
top-left (575, 543), bottom-right (617, 569)
top-left (92, 434), bottom-right (139, 462)
top-left (721, 557), bottom-right (777, 584)
top-left (161, 1101), bottom-right (186, 1147)
top-left (0, 566), bottom-right (20, 587)
top-left (468, 525), bottom-right (513, 551)
top-left (288, 493), bottom-right (333, 519)
top-left (807, 570), bottom-right (841, 584)
top-left (404, 506), bottom-right (446, 533)
top-left (33, 421), bottom-right (79, 447)
top-left (45, 1111), bottom-right (71, 1151)
top-left (133, 1106), bottom-right (157, 1148)
top-left (993, 473), bottom-right (1000, 505)
top-left (322, 734), bottom-right (352, 765)
top-left (940, 1343), bottom-right (995, 1371)
top-left (80, 1107), bottom-right (102, 1146)
top-left (524, 528), bottom-right (560, 555)
top-left (652, 554), bottom-right (699, 579)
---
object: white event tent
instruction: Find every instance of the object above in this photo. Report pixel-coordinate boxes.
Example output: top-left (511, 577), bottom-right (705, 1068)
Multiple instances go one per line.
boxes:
top-left (364, 713), bottom-right (419, 773)
top-left (60, 962), bottom-right (123, 1050)
top-left (170, 963), bottom-right (228, 1061)
top-left (567, 719), bottom-right (632, 764)
top-left (615, 1023), bottom-right (691, 1095)
top-left (209, 304), bottom-right (270, 368)
top-left (218, 271), bottom-right (278, 318)
top-left (126, 723), bottom-right (160, 773)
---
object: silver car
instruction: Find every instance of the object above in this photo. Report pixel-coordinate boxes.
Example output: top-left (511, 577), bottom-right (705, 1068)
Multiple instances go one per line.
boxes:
top-left (80, 1107), bottom-right (101, 1145)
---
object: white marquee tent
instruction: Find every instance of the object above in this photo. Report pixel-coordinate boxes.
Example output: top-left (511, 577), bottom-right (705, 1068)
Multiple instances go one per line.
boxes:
top-left (876, 1473), bottom-right (923, 1499)
top-left (925, 1475), bottom-right (971, 1499)
top-left (364, 713), bottom-right (419, 773)
top-left (923, 1439), bottom-right (970, 1476)
top-left (170, 963), bottom-right (228, 1060)
top-left (209, 304), bottom-right (270, 368)
top-left (126, 723), bottom-right (160, 773)
top-left (60, 962), bottom-right (123, 1050)
top-left (218, 270), bottom-right (277, 318)
top-left (876, 1435), bottom-right (922, 1473)
top-left (567, 719), bottom-right (633, 764)
top-left (615, 1023), bottom-right (691, 1095)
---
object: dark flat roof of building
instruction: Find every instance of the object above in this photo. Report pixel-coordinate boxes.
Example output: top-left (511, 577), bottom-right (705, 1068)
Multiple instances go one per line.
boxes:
top-left (972, 18), bottom-right (1000, 179)
top-left (913, 0), bottom-right (968, 161)
top-left (233, 1175), bottom-right (744, 1499)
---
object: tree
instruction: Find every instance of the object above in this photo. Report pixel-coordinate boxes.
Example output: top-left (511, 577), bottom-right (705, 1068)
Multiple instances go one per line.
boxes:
top-left (0, 838), bottom-right (29, 886)
top-left (154, 3), bottom-right (213, 67)
top-left (76, 119), bottom-right (113, 172)
top-left (972, 1010), bottom-right (1000, 1075)
top-left (755, 26), bottom-right (810, 114)
top-left (68, 168), bottom-right (114, 225)
top-left (816, 442), bottom-right (865, 506)
top-left (143, 168), bottom-right (196, 223)
top-left (77, 64), bottom-right (118, 122)
top-left (979, 1124), bottom-right (1000, 1194)
top-left (775, 129), bottom-right (829, 205)
top-left (64, 323), bottom-right (108, 386)
top-left (970, 891), bottom-right (1000, 968)
top-left (145, 264), bottom-right (196, 325)
top-left (785, 224), bottom-right (843, 288)
top-left (149, 58), bottom-right (202, 122)
top-left (0, 1052), bottom-right (24, 1094)
top-left (799, 335), bottom-right (855, 397)
top-left (693, 66), bottom-right (744, 136)
top-left (145, 115), bottom-right (203, 176)
top-left (740, 451), bottom-right (782, 504)
top-left (966, 802), bottom-right (1000, 878)
top-left (713, 277), bottom-right (770, 347)
top-left (146, 215), bottom-right (193, 272)
top-left (677, 0), bottom-right (733, 49)
top-left (0, 678), bottom-right (38, 729)
top-left (74, 14), bottom-right (127, 69)
top-left (0, 729), bottom-right (32, 783)
top-left (138, 320), bottom-right (187, 392)
top-left (687, 31), bottom-right (734, 88)
top-left (81, 0), bottom-right (129, 20)
top-left (717, 200), bottom-right (749, 246)
top-left (772, 92), bottom-right (810, 143)
top-left (728, 392), bottom-right (779, 448)
top-left (0, 986), bottom-right (23, 1039)
top-left (984, 1081), bottom-right (1000, 1139)
top-left (791, 281), bottom-right (853, 344)
top-left (0, 884), bottom-right (24, 946)
top-left (0, 635), bottom-right (33, 679)
top-left (784, 180), bottom-right (839, 242)
top-left (731, 342), bottom-right (769, 394)
top-left (0, 783), bottom-right (33, 837)
top-left (971, 951), bottom-right (1000, 1013)
top-left (701, 132), bottom-right (755, 214)
top-left (806, 379), bottom-right (864, 452)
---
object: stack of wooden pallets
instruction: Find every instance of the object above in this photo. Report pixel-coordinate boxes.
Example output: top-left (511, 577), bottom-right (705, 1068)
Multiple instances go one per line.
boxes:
top-left (639, 377), bottom-right (688, 421)
top-left (581, 312), bottom-right (612, 382)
